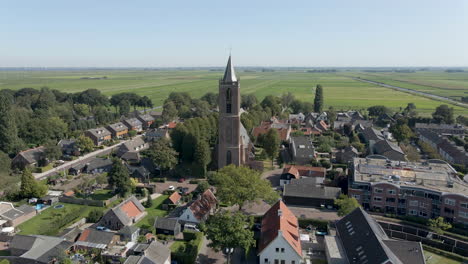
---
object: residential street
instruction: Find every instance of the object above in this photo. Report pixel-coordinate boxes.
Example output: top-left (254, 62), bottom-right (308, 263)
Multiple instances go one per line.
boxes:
top-left (33, 135), bottom-right (144, 180)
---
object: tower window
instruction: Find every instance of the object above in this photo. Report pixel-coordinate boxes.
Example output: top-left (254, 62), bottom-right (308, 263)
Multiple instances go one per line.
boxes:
top-left (226, 88), bottom-right (231, 101)
top-left (226, 103), bottom-right (232, 113)
top-left (226, 150), bottom-right (232, 165)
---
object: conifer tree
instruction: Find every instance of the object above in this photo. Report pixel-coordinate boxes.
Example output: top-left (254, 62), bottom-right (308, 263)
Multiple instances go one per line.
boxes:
top-left (313, 84), bottom-right (324, 113)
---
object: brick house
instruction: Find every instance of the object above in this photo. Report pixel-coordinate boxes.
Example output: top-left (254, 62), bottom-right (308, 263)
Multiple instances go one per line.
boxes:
top-left (280, 165), bottom-right (326, 186)
top-left (98, 196), bottom-right (147, 230)
top-left (177, 189), bottom-right (217, 224)
top-left (137, 114), bottom-right (155, 129)
top-left (85, 127), bottom-right (112, 146)
top-left (107, 122), bottom-right (129, 139)
top-left (11, 146), bottom-right (46, 169)
top-left (123, 118), bottom-right (143, 132)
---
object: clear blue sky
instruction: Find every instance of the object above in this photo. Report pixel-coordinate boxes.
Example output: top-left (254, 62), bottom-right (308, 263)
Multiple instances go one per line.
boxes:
top-left (2, 0), bottom-right (467, 67)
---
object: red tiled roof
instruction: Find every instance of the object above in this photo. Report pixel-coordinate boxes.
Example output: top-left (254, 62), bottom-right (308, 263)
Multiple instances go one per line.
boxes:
top-left (120, 200), bottom-right (143, 218)
top-left (259, 201), bottom-right (302, 257)
top-left (252, 124), bottom-right (290, 141)
top-left (284, 166), bottom-right (300, 179)
top-left (77, 229), bottom-right (90, 241)
top-left (189, 189), bottom-right (217, 220)
top-left (283, 164), bottom-right (326, 178)
top-left (167, 122), bottom-right (177, 129)
top-left (168, 192), bottom-right (181, 204)
top-left (63, 191), bottom-right (75, 197)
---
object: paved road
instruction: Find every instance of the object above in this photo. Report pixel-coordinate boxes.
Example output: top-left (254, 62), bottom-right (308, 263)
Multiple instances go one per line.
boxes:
top-left (33, 135), bottom-right (143, 180)
top-left (354, 77), bottom-right (468, 108)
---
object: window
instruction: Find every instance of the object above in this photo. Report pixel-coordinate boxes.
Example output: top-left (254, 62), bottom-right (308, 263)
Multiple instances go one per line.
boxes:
top-left (445, 198), bottom-right (456, 206)
top-left (226, 103), bottom-right (232, 113)
top-left (264, 258), bottom-right (268, 263)
top-left (352, 194), bottom-right (360, 199)
top-left (459, 211), bottom-right (468, 218)
top-left (409, 210), bottom-right (418, 215)
top-left (373, 197), bottom-right (382, 202)
top-left (409, 200), bottom-right (418, 207)
top-left (292, 261), bottom-right (295, 264)
top-left (374, 188), bottom-right (383, 194)
top-left (419, 202), bottom-right (426, 208)
top-left (419, 211), bottom-right (428, 217)
top-left (226, 151), bottom-right (232, 165)
top-left (226, 88), bottom-right (231, 101)
top-left (276, 248), bottom-right (279, 252)
top-left (388, 189), bottom-right (396, 195)
top-left (281, 261), bottom-right (285, 264)
top-left (281, 248), bottom-right (285, 253)
top-left (461, 203), bottom-right (468, 209)
top-left (386, 198), bottom-right (396, 203)
top-left (274, 260), bottom-right (279, 264)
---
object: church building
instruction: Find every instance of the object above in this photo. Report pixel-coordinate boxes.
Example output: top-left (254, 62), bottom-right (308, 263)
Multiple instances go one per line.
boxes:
top-left (218, 56), bottom-right (253, 168)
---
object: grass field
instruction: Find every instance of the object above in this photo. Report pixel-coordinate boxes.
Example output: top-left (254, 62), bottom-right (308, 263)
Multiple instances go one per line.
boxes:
top-left (17, 203), bottom-right (104, 236)
top-left (1, 69), bottom-right (467, 116)
top-left (135, 194), bottom-right (169, 229)
top-left (423, 250), bottom-right (462, 264)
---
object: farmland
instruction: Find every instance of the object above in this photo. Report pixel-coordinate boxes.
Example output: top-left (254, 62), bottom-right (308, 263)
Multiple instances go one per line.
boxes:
top-left (0, 69), bottom-right (467, 116)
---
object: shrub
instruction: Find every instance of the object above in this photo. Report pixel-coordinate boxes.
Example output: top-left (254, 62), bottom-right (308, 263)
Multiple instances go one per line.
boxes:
top-left (87, 209), bottom-right (103, 223)
top-left (189, 179), bottom-right (199, 184)
top-left (298, 218), bottom-right (328, 231)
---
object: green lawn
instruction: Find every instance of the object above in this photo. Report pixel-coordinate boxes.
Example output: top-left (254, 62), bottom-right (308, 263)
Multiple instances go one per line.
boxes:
top-left (170, 240), bottom-right (186, 253)
top-left (135, 194), bottom-right (169, 229)
top-left (17, 203), bottom-right (105, 236)
top-left (76, 189), bottom-right (114, 200)
top-left (1, 69), bottom-right (466, 116)
top-left (423, 251), bottom-right (461, 264)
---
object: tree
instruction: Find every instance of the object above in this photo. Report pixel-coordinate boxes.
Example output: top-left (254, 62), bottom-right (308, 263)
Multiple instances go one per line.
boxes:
top-left (128, 130), bottom-right (137, 139)
top-left (108, 158), bottom-right (132, 197)
top-left (0, 93), bottom-right (22, 154)
top-left (211, 165), bottom-right (278, 210)
top-left (389, 122), bottom-right (413, 143)
top-left (432, 104), bottom-right (454, 124)
top-left (403, 103), bottom-right (417, 117)
top-left (145, 190), bottom-right (153, 208)
top-left (205, 211), bottom-right (255, 258)
top-left (119, 100), bottom-right (131, 116)
top-left (87, 209), bottom-right (104, 223)
top-left (195, 181), bottom-right (209, 194)
top-left (281, 92), bottom-right (295, 109)
top-left (162, 101), bottom-right (178, 123)
top-left (20, 168), bottom-right (47, 198)
top-left (76, 135), bottom-right (94, 154)
top-left (74, 89), bottom-right (109, 109)
top-left (335, 194), bottom-right (361, 216)
top-left (262, 129), bottom-right (280, 168)
top-left (137, 96), bottom-right (153, 112)
top-left (145, 138), bottom-right (178, 176)
top-left (241, 94), bottom-right (258, 110)
top-left (261, 96), bottom-right (281, 116)
top-left (0, 151), bottom-right (11, 174)
top-left (44, 140), bottom-right (62, 161)
top-left (428, 217), bottom-right (452, 235)
top-left (313, 84), bottom-right (324, 113)
top-left (201, 92), bottom-right (218, 108)
top-left (193, 139), bottom-right (211, 177)
top-left (367, 105), bottom-right (390, 117)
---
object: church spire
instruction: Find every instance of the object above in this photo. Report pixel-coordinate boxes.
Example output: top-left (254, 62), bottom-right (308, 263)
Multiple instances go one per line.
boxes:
top-left (222, 55), bottom-right (237, 82)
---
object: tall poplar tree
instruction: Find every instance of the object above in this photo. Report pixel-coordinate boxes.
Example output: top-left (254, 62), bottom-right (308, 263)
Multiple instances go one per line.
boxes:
top-left (0, 94), bottom-right (21, 154)
top-left (313, 84), bottom-right (324, 113)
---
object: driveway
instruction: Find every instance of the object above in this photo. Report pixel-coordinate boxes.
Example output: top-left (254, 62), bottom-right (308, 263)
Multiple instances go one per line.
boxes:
top-left (33, 135), bottom-right (144, 180)
top-left (261, 168), bottom-right (283, 187)
top-left (196, 237), bottom-right (225, 264)
top-left (154, 181), bottom-right (198, 194)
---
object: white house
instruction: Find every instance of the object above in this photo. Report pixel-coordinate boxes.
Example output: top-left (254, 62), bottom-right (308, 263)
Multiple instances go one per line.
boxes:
top-left (177, 189), bottom-right (217, 224)
top-left (258, 201), bottom-right (302, 264)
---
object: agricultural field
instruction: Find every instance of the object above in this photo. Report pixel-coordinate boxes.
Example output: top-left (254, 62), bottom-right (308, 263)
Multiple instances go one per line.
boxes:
top-left (343, 71), bottom-right (468, 102)
top-left (0, 69), bottom-right (467, 116)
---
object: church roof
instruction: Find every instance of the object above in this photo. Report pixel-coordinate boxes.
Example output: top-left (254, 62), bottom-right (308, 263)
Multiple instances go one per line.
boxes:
top-left (222, 55), bottom-right (237, 82)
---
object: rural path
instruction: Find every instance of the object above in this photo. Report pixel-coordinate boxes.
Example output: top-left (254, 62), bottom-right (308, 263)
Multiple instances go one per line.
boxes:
top-left (353, 77), bottom-right (468, 109)
top-left (33, 135), bottom-right (144, 180)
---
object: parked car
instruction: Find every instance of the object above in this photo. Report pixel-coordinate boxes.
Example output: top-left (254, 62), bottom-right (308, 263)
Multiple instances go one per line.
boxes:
top-left (178, 187), bottom-right (190, 195)
top-left (168, 186), bottom-right (175, 191)
top-left (178, 178), bottom-right (186, 183)
top-left (184, 224), bottom-right (200, 232)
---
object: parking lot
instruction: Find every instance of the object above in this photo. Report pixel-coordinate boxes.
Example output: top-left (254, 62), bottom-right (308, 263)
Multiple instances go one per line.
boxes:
top-left (154, 180), bottom-right (198, 194)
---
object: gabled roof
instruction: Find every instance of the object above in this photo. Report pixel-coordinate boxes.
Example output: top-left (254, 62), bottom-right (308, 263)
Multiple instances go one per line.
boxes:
top-left (86, 127), bottom-right (111, 138)
top-left (374, 140), bottom-right (404, 155)
top-left (108, 122), bottom-right (128, 132)
top-left (13, 146), bottom-right (45, 164)
top-left (336, 208), bottom-right (405, 264)
top-left (168, 192), bottom-right (181, 204)
top-left (76, 228), bottom-right (116, 248)
top-left (154, 217), bottom-right (180, 231)
top-left (10, 235), bottom-right (72, 263)
top-left (103, 196), bottom-right (146, 227)
top-left (361, 127), bottom-right (384, 142)
top-left (138, 114), bottom-right (155, 122)
top-left (259, 201), bottom-right (302, 257)
top-left (188, 189), bottom-right (217, 220)
top-left (222, 55), bottom-right (237, 83)
top-left (282, 164), bottom-right (326, 178)
top-left (124, 118), bottom-right (143, 127)
top-left (84, 158), bottom-right (113, 172)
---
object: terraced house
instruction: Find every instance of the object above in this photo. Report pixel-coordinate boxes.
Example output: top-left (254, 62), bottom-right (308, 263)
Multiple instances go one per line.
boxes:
top-left (107, 122), bottom-right (129, 139)
top-left (85, 127), bottom-right (112, 146)
top-left (349, 157), bottom-right (468, 226)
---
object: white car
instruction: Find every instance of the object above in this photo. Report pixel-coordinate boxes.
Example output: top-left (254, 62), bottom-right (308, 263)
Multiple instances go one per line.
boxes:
top-left (168, 186), bottom-right (175, 191)
top-left (184, 224), bottom-right (200, 232)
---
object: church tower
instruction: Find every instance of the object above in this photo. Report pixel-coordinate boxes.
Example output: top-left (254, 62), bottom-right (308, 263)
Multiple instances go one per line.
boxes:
top-left (218, 56), bottom-right (242, 168)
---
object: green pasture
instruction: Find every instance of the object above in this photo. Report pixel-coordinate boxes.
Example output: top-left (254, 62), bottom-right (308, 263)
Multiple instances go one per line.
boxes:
top-left (1, 69), bottom-right (467, 116)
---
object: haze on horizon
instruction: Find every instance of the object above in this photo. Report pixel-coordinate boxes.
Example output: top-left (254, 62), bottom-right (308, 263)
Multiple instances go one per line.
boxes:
top-left (2, 0), bottom-right (468, 68)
